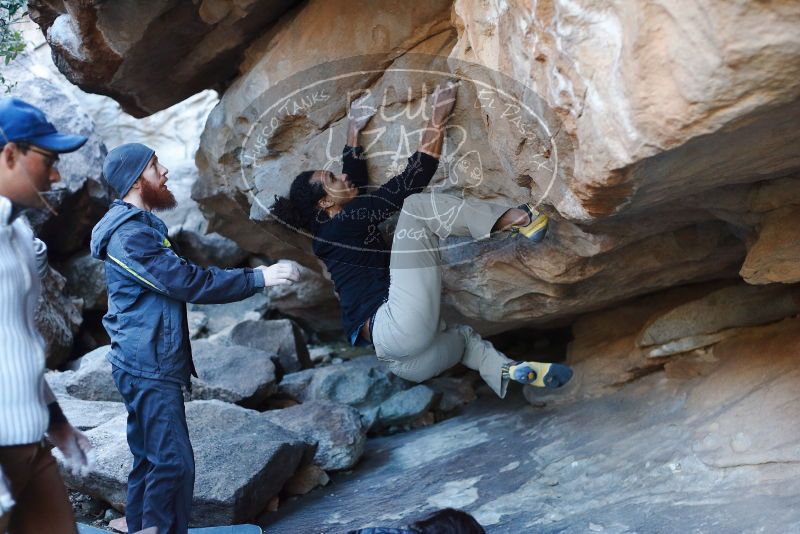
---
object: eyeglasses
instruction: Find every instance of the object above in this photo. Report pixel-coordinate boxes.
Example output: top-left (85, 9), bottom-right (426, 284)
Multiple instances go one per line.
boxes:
top-left (27, 145), bottom-right (60, 168)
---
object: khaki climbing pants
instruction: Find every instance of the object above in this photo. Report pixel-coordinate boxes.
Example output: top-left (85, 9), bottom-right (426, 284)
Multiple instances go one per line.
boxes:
top-left (371, 192), bottom-right (515, 397)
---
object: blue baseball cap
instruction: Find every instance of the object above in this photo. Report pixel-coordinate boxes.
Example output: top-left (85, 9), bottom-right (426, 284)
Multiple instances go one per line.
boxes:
top-left (0, 97), bottom-right (88, 153)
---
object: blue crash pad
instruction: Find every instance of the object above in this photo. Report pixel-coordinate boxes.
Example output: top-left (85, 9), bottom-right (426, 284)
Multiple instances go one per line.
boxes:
top-left (78, 524), bottom-right (262, 534)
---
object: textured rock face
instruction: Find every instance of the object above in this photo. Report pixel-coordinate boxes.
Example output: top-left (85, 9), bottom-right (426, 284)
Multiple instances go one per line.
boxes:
top-left (26, 1), bottom-right (800, 336)
top-left (188, 0), bottom-right (800, 334)
top-left (28, 0), bottom-right (302, 116)
top-left (32, 0), bottom-right (800, 334)
top-left (63, 252), bottom-right (107, 311)
top-left (36, 268), bottom-right (83, 368)
top-left (451, 0), bottom-right (800, 220)
top-left (740, 206), bottom-right (800, 285)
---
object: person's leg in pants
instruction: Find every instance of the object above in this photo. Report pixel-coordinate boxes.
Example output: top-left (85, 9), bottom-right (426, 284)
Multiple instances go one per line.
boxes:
top-left (0, 442), bottom-right (78, 534)
top-left (372, 192), bottom-right (515, 397)
top-left (113, 368), bottom-right (195, 534)
top-left (113, 366), bottom-right (149, 533)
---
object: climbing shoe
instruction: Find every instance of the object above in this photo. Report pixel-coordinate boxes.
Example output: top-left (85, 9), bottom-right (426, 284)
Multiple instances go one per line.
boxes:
top-left (512, 203), bottom-right (549, 243)
top-left (505, 361), bottom-right (573, 388)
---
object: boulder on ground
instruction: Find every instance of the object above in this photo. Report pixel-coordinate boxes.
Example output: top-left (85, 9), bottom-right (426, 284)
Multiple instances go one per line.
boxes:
top-left (57, 397), bottom-right (125, 431)
top-left (190, 293), bottom-right (270, 336)
top-left (377, 385), bottom-right (438, 427)
top-left (277, 356), bottom-right (412, 430)
top-left (36, 267), bottom-right (84, 369)
top-left (426, 376), bottom-right (478, 413)
top-left (190, 340), bottom-right (277, 407)
top-left (283, 464), bottom-right (330, 496)
top-left (264, 263), bottom-right (343, 335)
top-left (56, 400), bottom-right (313, 526)
top-left (261, 401), bottom-right (366, 471)
top-left (62, 345), bottom-right (120, 402)
top-left (63, 252), bottom-right (107, 311)
top-left (226, 319), bottom-right (311, 375)
top-left (64, 341), bottom-right (278, 407)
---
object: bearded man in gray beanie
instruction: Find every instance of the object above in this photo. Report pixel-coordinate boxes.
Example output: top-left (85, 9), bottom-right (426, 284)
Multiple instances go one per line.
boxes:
top-left (90, 143), bottom-right (300, 534)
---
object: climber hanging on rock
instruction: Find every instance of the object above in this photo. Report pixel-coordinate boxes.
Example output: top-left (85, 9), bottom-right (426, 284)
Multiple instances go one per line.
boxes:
top-left (271, 83), bottom-right (572, 399)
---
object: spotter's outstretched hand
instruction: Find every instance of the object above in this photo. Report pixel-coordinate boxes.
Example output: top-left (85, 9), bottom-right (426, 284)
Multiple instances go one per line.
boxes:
top-left (256, 261), bottom-right (301, 287)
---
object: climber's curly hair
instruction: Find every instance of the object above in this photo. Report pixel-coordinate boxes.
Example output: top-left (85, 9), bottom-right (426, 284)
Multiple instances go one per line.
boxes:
top-left (270, 170), bottom-right (326, 233)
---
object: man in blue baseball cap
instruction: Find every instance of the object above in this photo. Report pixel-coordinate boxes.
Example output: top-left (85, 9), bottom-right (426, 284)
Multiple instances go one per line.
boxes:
top-left (0, 97), bottom-right (94, 534)
top-left (0, 97), bottom-right (87, 208)
top-left (91, 143), bottom-right (300, 534)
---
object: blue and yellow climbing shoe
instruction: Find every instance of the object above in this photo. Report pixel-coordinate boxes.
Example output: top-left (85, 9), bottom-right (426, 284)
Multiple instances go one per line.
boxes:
top-left (512, 203), bottom-right (549, 243)
top-left (505, 361), bottom-right (573, 388)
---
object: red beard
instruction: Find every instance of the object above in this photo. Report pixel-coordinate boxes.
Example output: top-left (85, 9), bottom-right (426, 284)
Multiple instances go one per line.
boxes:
top-left (140, 177), bottom-right (177, 211)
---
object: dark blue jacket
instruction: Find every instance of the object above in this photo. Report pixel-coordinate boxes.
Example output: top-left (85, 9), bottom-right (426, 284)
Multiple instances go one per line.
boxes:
top-left (90, 200), bottom-right (263, 385)
top-left (312, 146), bottom-right (439, 345)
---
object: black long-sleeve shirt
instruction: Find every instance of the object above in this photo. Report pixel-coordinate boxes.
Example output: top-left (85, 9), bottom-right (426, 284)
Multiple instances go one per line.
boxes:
top-left (312, 145), bottom-right (440, 344)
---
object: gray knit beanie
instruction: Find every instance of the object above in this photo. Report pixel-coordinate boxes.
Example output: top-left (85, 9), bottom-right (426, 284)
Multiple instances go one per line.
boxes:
top-left (102, 143), bottom-right (155, 198)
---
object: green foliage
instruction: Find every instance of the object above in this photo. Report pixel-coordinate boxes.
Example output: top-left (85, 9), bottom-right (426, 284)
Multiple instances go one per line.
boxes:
top-left (0, 0), bottom-right (28, 92)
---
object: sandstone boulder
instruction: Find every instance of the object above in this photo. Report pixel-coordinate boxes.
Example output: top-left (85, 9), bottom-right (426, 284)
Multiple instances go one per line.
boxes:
top-left (637, 283), bottom-right (800, 348)
top-left (740, 206), bottom-right (800, 285)
top-left (25, 0), bottom-right (800, 335)
top-left (28, 0), bottom-right (303, 116)
top-left (189, 0), bottom-right (797, 335)
top-left (57, 400), bottom-right (312, 526)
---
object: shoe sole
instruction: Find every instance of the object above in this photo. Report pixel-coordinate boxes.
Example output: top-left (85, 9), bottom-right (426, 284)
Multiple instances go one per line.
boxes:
top-left (513, 203), bottom-right (550, 243)
top-left (518, 213), bottom-right (549, 243)
top-left (512, 362), bottom-right (573, 388)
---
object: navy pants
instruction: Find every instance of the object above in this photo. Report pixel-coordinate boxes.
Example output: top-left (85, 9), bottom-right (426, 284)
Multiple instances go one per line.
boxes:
top-left (112, 366), bottom-right (194, 534)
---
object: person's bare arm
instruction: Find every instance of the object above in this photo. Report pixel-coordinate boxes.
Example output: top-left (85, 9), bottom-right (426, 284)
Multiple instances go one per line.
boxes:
top-left (419, 83), bottom-right (458, 158)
